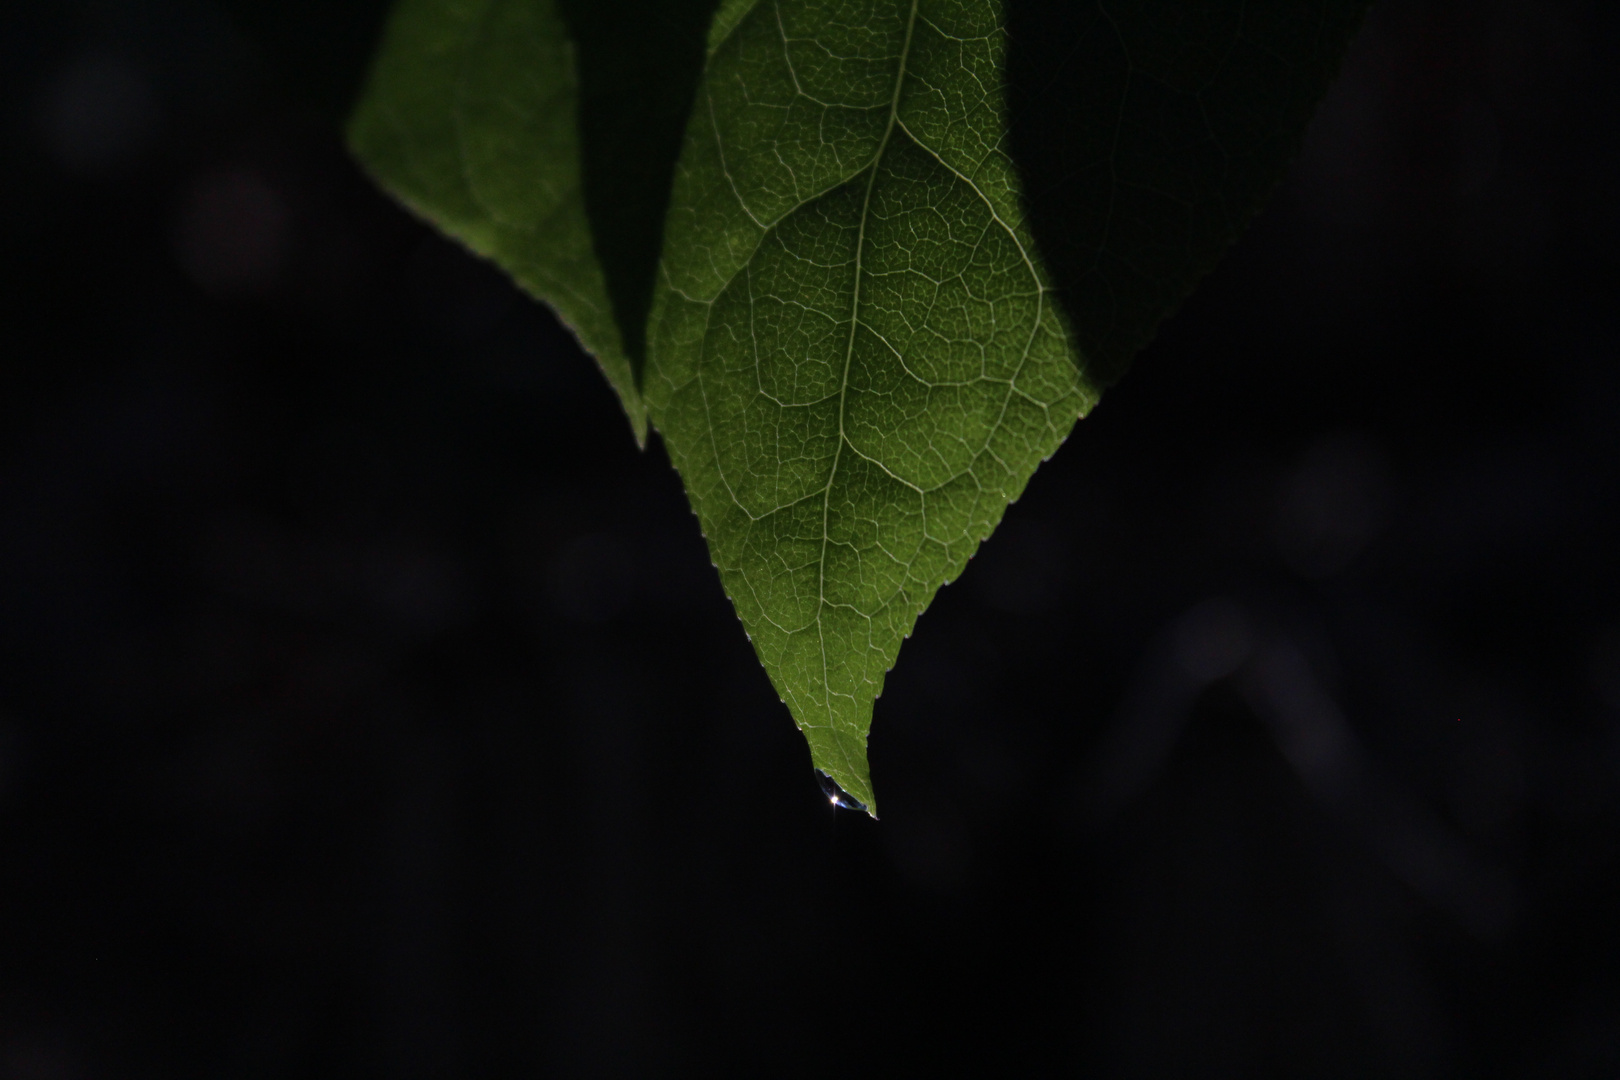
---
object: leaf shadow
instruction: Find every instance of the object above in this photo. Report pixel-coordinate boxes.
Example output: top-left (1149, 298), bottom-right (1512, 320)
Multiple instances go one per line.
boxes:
top-left (1005, 0), bottom-right (1371, 388)
top-left (558, 0), bottom-right (722, 386)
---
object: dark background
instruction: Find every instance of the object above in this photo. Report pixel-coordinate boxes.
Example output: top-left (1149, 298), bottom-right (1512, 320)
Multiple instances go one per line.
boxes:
top-left (3, 0), bottom-right (1618, 1075)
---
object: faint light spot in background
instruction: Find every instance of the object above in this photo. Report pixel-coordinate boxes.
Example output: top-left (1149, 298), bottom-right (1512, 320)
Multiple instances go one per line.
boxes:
top-left (174, 170), bottom-right (291, 295)
top-left (38, 48), bottom-right (158, 173)
top-left (1274, 432), bottom-right (1391, 578)
top-left (546, 534), bottom-right (636, 624)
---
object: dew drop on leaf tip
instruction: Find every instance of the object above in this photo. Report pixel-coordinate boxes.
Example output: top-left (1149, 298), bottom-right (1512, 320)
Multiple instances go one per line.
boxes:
top-left (815, 770), bottom-right (868, 813)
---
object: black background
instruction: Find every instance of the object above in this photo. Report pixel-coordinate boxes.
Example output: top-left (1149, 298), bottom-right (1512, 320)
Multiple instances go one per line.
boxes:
top-left (3, 0), bottom-right (1619, 1075)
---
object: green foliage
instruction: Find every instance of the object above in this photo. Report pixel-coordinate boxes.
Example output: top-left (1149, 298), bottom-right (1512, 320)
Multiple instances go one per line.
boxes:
top-left (645, 0), bottom-right (1091, 813)
top-left (348, 0), bottom-right (720, 441)
top-left (350, 0), bottom-right (1368, 815)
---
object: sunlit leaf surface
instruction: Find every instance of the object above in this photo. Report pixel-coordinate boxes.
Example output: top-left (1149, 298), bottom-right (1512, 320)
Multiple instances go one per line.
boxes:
top-left (647, 0), bottom-right (1095, 813)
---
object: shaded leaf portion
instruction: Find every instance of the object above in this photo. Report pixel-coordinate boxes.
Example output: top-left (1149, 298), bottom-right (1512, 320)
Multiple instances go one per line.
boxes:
top-left (1008, 0), bottom-right (1370, 384)
top-left (349, 0), bottom-right (717, 440)
top-left (647, 0), bottom-right (1093, 813)
top-left (556, 0), bottom-right (720, 377)
top-left (349, 0), bottom-right (644, 437)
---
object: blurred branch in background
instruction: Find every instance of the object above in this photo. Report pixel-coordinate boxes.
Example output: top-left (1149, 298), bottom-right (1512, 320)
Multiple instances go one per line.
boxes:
top-left (1079, 592), bottom-right (1514, 936)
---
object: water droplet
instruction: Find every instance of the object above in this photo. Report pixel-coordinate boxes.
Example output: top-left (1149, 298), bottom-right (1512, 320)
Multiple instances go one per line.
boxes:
top-left (815, 770), bottom-right (868, 813)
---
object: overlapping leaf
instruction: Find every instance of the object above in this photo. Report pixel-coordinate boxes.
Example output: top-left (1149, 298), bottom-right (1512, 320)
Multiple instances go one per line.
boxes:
top-left (350, 0), bottom-right (1369, 815)
top-left (348, 0), bottom-right (721, 441)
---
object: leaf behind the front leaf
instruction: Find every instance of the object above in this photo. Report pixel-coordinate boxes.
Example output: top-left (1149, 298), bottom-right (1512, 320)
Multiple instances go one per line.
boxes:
top-left (1007, 0), bottom-right (1371, 385)
top-left (348, 0), bottom-right (720, 442)
top-left (349, 0), bottom-right (646, 437)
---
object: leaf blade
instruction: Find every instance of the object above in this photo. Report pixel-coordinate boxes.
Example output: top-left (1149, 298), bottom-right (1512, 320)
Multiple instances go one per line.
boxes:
top-left (348, 0), bottom-right (648, 440)
top-left (648, 0), bottom-right (1092, 812)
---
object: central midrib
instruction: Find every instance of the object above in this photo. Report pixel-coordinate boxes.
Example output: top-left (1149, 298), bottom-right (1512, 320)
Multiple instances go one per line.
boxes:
top-left (812, 0), bottom-right (921, 747)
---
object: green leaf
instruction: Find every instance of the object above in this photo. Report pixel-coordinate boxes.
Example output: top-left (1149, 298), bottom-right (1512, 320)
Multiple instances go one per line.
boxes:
top-left (349, 0), bottom-right (1368, 816)
top-left (645, 0), bottom-right (1089, 814)
top-left (347, 0), bottom-right (720, 443)
top-left (645, 0), bottom-right (1365, 815)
